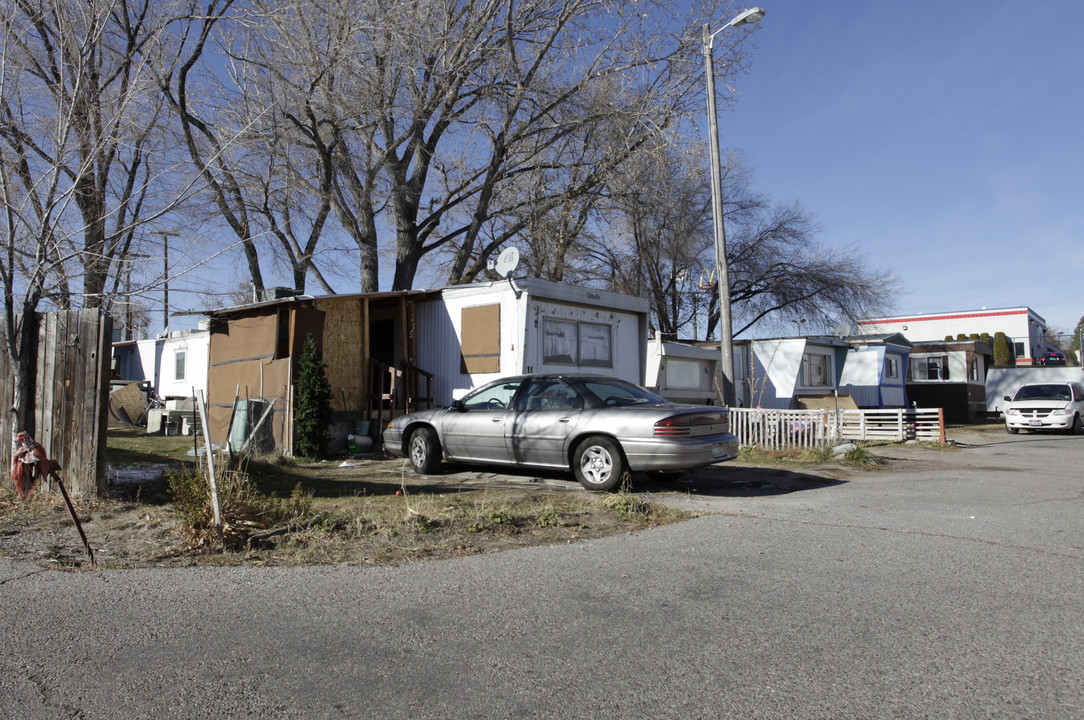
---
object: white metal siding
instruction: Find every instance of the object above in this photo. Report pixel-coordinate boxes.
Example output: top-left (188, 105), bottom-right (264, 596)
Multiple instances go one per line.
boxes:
top-left (529, 300), bottom-right (641, 381)
top-left (749, 339), bottom-right (805, 409)
top-left (415, 281), bottom-right (648, 406)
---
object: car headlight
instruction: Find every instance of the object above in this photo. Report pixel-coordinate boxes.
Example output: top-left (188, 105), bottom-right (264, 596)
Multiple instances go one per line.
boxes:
top-left (1006, 408), bottom-right (1021, 416)
top-left (1052, 408), bottom-right (1070, 416)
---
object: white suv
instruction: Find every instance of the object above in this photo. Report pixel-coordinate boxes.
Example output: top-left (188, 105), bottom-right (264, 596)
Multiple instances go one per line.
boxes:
top-left (1003, 382), bottom-right (1084, 434)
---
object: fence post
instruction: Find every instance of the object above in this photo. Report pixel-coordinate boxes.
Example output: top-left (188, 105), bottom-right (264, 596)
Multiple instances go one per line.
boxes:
top-left (938, 408), bottom-right (946, 444)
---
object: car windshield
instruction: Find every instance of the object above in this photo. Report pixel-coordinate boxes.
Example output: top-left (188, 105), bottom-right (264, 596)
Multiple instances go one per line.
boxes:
top-left (582, 378), bottom-right (667, 406)
top-left (461, 380), bottom-right (522, 411)
top-left (1013, 384), bottom-right (1072, 402)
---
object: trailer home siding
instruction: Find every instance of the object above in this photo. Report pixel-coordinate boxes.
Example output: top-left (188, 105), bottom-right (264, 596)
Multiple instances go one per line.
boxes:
top-left (416, 279), bottom-right (649, 406)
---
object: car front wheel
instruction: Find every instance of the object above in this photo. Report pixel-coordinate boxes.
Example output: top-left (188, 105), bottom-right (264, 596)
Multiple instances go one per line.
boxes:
top-left (572, 436), bottom-right (625, 492)
top-left (1006, 425), bottom-right (1018, 435)
top-left (408, 427), bottom-right (442, 475)
top-left (1071, 414), bottom-right (1083, 435)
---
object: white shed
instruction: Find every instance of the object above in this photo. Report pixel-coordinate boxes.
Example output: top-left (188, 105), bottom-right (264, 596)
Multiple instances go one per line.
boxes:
top-left (644, 335), bottom-right (720, 405)
top-left (414, 277), bottom-right (650, 406)
top-left (111, 327), bottom-right (210, 400)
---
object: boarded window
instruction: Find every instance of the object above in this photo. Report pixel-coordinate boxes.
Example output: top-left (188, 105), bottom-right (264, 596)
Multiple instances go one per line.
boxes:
top-left (461, 304), bottom-right (501, 373)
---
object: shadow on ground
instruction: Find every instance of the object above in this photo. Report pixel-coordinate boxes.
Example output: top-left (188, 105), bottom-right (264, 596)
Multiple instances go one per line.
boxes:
top-left (650, 464), bottom-right (845, 497)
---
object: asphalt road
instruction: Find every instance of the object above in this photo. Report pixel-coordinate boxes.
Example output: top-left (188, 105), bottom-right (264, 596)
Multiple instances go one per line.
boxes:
top-left (2, 430), bottom-right (1082, 719)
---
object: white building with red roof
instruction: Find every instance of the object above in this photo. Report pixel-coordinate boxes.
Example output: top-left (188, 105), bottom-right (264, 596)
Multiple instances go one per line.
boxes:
top-left (857, 307), bottom-right (1049, 367)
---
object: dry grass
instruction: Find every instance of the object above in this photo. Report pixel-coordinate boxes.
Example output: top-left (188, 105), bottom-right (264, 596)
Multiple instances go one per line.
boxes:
top-left (0, 429), bottom-right (692, 570)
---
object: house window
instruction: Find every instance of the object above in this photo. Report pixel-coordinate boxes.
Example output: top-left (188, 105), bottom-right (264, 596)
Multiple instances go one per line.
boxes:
top-left (578, 322), bottom-right (612, 368)
top-left (912, 355), bottom-right (949, 381)
top-left (664, 358), bottom-right (704, 390)
top-left (461, 304), bottom-right (501, 373)
top-left (1013, 342), bottom-right (1025, 361)
top-left (174, 350), bottom-right (187, 382)
top-left (884, 356), bottom-right (900, 380)
top-left (800, 352), bottom-right (832, 388)
top-left (969, 356), bottom-right (980, 382)
top-left (542, 318), bottom-right (612, 368)
top-left (542, 318), bottom-right (577, 364)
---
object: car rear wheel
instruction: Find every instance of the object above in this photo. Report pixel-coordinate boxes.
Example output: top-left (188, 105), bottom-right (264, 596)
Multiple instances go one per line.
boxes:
top-left (408, 427), bottom-right (442, 475)
top-left (572, 436), bottom-right (625, 492)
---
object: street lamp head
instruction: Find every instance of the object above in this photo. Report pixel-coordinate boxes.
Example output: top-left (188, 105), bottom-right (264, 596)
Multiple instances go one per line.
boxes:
top-left (705, 7), bottom-right (765, 48)
top-left (731, 7), bottom-right (766, 27)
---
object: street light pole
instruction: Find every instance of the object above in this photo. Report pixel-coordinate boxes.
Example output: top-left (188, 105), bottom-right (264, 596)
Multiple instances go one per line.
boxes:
top-left (703, 7), bottom-right (764, 407)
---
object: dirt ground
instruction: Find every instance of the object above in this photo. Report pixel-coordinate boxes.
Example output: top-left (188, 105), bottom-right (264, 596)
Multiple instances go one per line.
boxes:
top-left (0, 425), bottom-right (1004, 571)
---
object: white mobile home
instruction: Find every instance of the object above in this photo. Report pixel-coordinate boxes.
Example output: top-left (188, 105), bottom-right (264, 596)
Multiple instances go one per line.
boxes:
top-left (415, 278), bottom-right (651, 406)
top-left (838, 334), bottom-right (911, 408)
top-left (644, 335), bottom-right (720, 405)
top-left (732, 337), bottom-right (849, 409)
top-left (111, 327), bottom-right (210, 400)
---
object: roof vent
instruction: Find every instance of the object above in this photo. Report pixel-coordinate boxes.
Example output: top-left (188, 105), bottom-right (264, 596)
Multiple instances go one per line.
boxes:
top-left (258, 287), bottom-right (299, 302)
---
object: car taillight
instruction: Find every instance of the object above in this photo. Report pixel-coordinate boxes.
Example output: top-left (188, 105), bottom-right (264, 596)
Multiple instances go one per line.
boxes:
top-left (653, 412), bottom-right (727, 437)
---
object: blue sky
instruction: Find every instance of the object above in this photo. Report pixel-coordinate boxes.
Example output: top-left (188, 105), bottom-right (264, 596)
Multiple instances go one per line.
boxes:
top-left (169, 0), bottom-right (1082, 341)
top-left (708, 0), bottom-right (1084, 337)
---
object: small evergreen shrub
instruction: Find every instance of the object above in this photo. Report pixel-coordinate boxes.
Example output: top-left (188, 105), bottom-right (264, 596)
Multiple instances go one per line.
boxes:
top-left (294, 334), bottom-right (334, 459)
top-left (993, 332), bottom-right (1012, 366)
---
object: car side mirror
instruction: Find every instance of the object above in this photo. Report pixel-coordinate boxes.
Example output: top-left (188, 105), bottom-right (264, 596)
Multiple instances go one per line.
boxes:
top-left (1003, 396), bottom-right (1011, 402)
top-left (451, 399), bottom-right (465, 412)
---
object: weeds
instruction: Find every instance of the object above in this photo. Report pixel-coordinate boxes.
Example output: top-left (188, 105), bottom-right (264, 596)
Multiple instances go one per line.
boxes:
top-left (736, 442), bottom-right (883, 468)
top-left (157, 454), bottom-right (687, 564)
top-left (167, 460), bottom-right (318, 550)
top-left (841, 445), bottom-right (878, 467)
top-left (601, 493), bottom-right (653, 521)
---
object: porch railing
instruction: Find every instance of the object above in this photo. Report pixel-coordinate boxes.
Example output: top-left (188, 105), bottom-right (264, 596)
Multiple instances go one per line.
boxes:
top-left (729, 407), bottom-right (945, 451)
top-left (369, 359), bottom-right (435, 440)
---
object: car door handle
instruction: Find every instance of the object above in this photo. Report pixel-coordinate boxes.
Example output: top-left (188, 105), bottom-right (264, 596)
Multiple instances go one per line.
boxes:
top-left (492, 418), bottom-right (503, 423)
top-left (559, 417), bottom-right (571, 423)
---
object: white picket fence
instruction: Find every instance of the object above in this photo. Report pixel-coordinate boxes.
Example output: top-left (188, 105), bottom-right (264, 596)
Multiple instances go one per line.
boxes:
top-left (729, 407), bottom-right (946, 451)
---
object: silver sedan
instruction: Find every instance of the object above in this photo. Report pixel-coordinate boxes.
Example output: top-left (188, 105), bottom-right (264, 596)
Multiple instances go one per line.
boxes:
top-left (382, 374), bottom-right (739, 491)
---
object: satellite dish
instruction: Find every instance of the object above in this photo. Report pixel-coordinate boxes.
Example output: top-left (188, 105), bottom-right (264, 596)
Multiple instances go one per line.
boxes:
top-left (490, 246), bottom-right (521, 278)
top-left (833, 322), bottom-right (852, 338)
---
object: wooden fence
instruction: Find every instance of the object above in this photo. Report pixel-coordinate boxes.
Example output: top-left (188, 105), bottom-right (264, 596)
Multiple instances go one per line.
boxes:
top-left (729, 407), bottom-right (946, 451)
top-left (0, 310), bottom-right (112, 496)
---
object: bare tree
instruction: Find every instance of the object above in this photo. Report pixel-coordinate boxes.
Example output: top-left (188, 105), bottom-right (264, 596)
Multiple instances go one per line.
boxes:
top-left (296, 0), bottom-right (744, 291)
top-left (709, 158), bottom-right (898, 338)
top-left (1, 0), bottom-right (183, 435)
top-left (587, 146), bottom-right (897, 340)
top-left (593, 138), bottom-right (714, 339)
